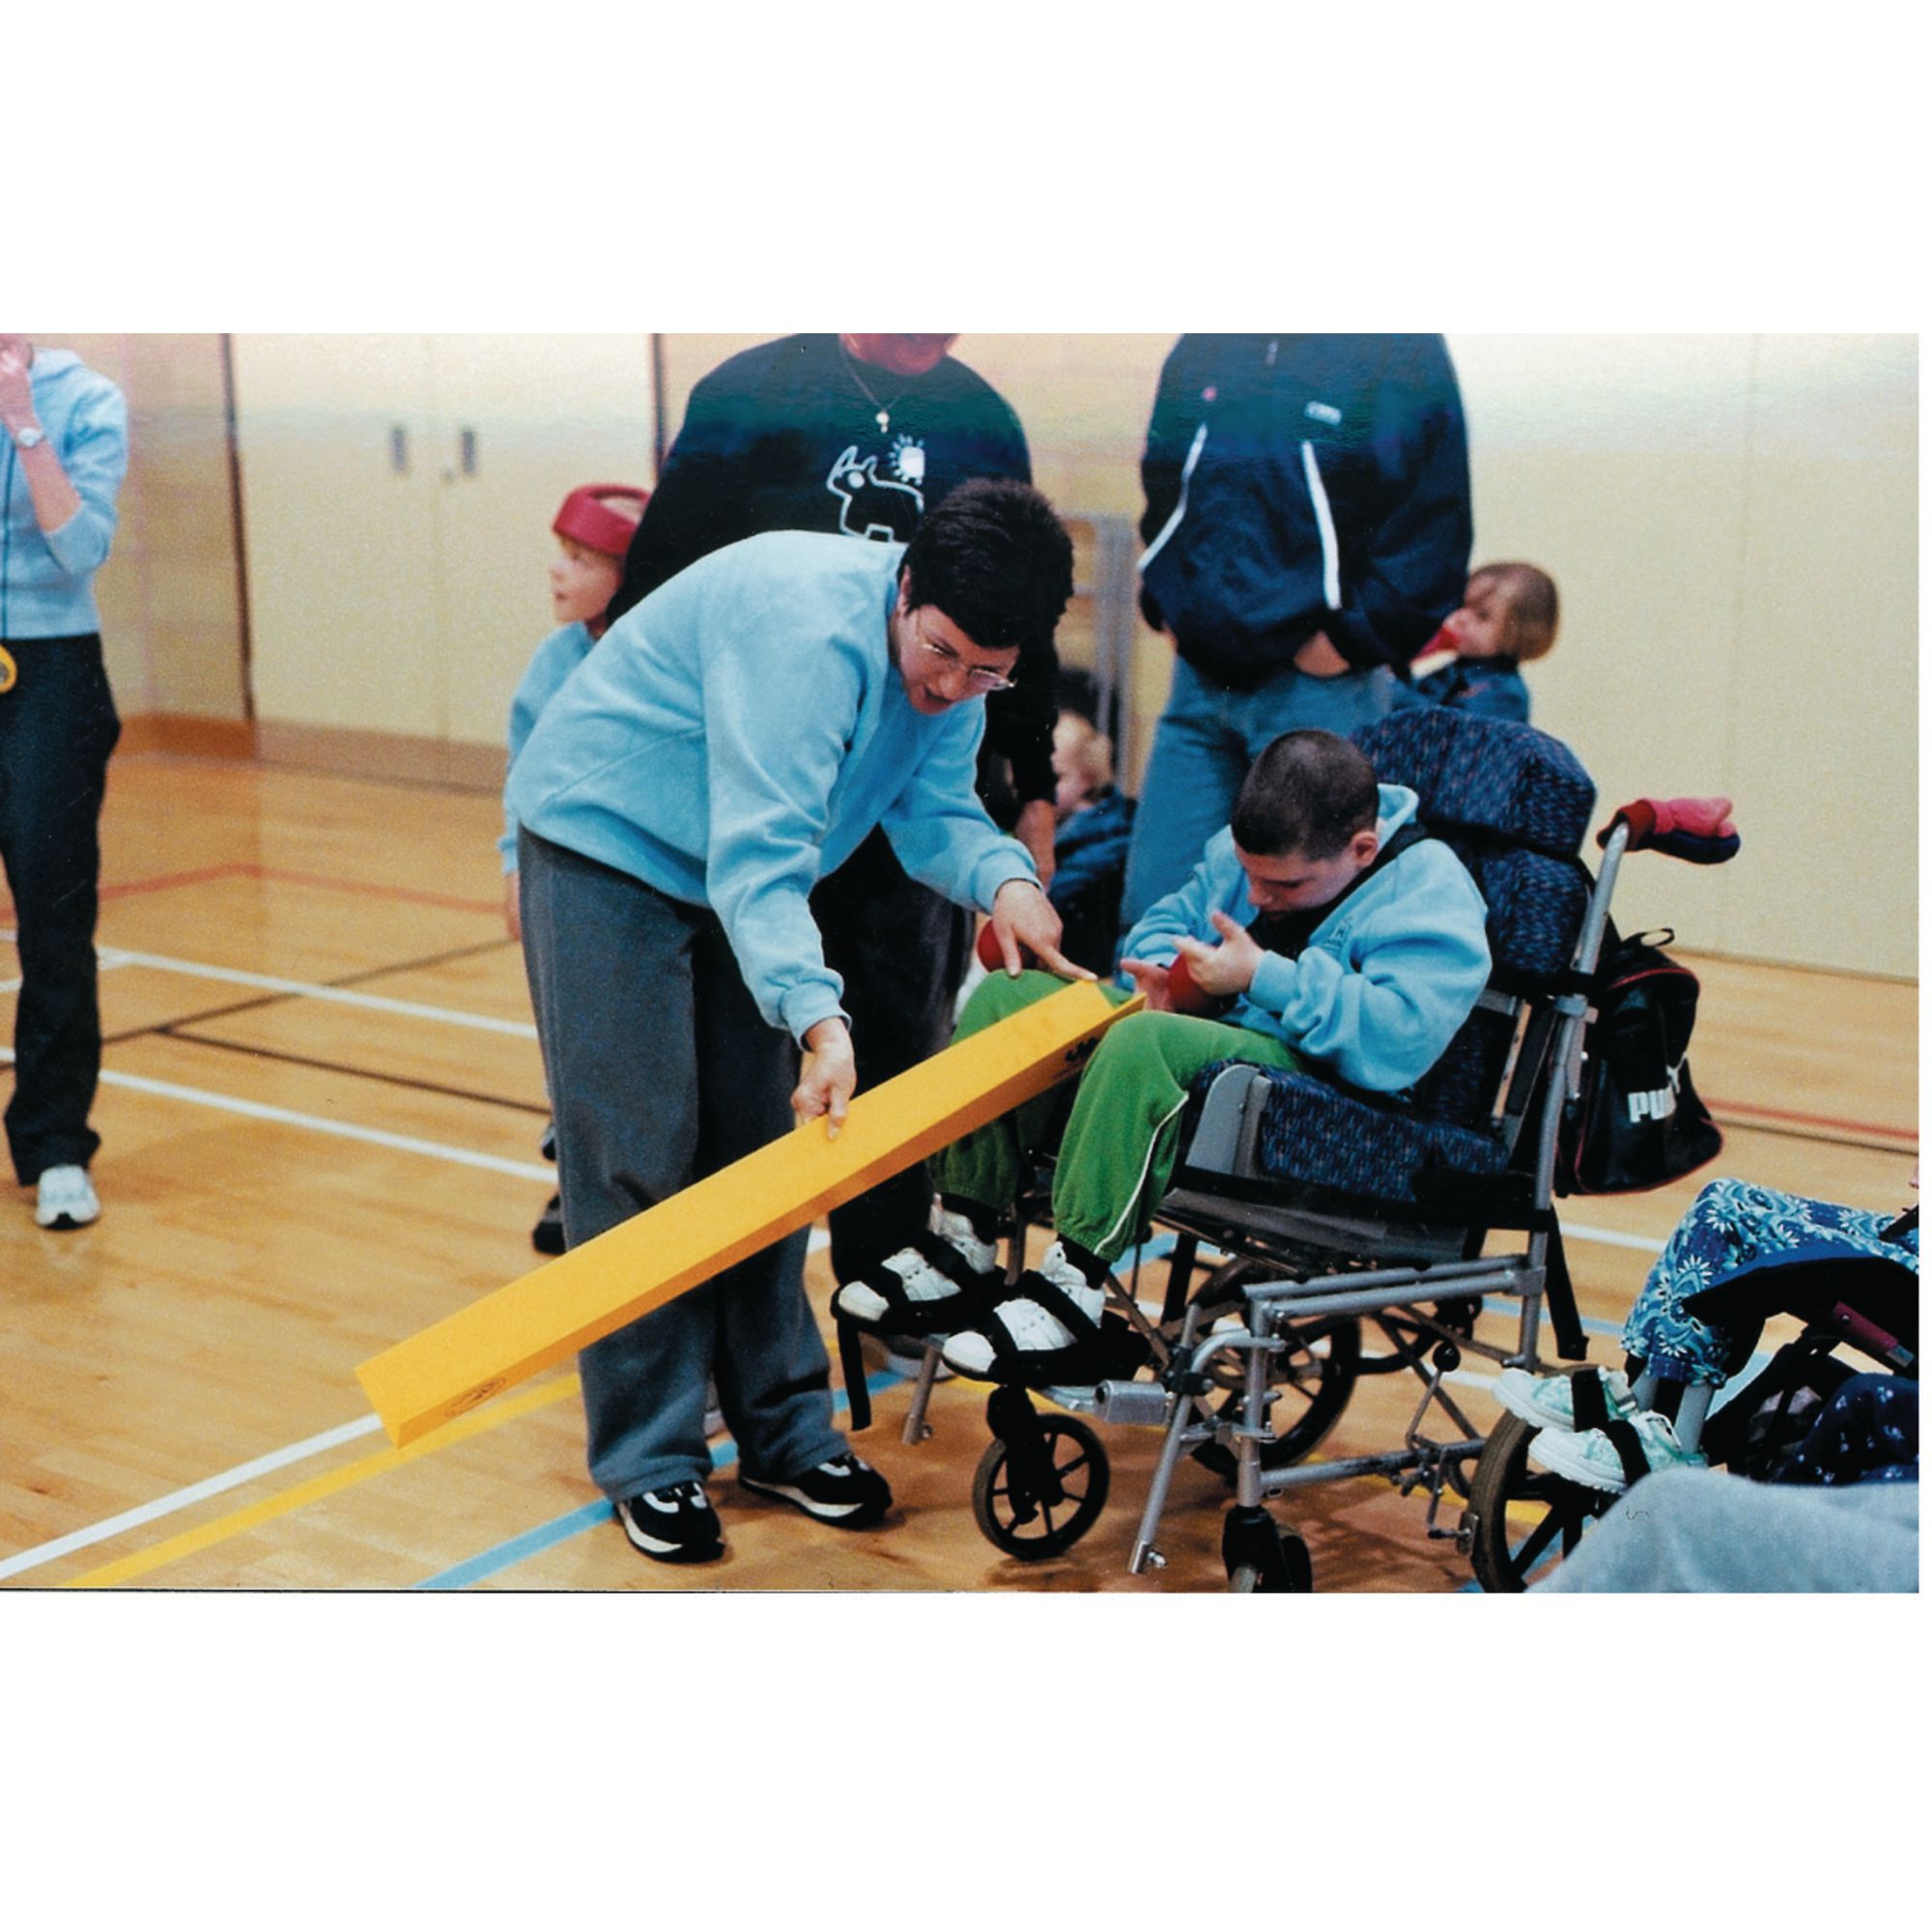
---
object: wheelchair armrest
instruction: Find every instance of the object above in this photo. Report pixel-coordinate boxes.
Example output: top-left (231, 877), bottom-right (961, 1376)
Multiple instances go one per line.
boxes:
top-left (1184, 1064), bottom-right (1273, 1178)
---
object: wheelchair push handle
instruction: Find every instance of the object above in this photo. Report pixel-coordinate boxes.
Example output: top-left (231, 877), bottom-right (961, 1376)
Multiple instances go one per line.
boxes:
top-left (1598, 795), bottom-right (1740, 866)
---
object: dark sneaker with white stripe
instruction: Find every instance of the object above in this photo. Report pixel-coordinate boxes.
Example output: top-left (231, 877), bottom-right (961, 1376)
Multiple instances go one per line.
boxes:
top-left (738, 1452), bottom-right (892, 1528)
top-left (614, 1481), bottom-right (724, 1563)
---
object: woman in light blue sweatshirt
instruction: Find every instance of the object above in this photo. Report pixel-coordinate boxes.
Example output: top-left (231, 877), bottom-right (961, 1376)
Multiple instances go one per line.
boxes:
top-left (1, 337), bottom-right (129, 1232)
top-left (506, 478), bottom-right (1083, 1564)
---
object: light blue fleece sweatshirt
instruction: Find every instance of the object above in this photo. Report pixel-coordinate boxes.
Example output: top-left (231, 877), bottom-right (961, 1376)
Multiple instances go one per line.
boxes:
top-left (507, 530), bottom-right (1037, 1043)
top-left (1118, 784), bottom-right (1491, 1093)
top-left (1, 348), bottom-right (129, 639)
top-left (498, 618), bottom-right (596, 871)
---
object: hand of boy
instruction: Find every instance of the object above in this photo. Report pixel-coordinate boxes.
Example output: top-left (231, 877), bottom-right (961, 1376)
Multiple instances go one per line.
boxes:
top-left (1120, 957), bottom-right (1177, 1012)
top-left (1173, 911), bottom-right (1264, 1000)
top-left (794, 1016), bottom-right (857, 1139)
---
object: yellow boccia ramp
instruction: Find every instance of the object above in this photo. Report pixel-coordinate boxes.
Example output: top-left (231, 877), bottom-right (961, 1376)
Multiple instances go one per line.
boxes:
top-left (357, 979), bottom-right (1138, 1446)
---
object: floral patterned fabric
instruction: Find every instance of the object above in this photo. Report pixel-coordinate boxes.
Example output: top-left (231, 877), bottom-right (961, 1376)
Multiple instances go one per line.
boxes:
top-left (1623, 1179), bottom-right (1918, 1387)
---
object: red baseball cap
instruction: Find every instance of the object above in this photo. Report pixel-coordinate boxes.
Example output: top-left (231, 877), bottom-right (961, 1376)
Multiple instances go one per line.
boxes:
top-left (554, 484), bottom-right (649, 559)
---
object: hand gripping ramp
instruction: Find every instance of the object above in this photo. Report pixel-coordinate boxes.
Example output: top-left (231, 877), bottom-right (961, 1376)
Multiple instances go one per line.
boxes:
top-left (356, 980), bottom-right (1137, 1446)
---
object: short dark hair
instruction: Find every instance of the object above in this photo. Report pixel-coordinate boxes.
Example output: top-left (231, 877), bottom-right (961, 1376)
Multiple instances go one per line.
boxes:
top-left (899, 478), bottom-right (1074, 661)
top-left (1231, 730), bottom-right (1379, 860)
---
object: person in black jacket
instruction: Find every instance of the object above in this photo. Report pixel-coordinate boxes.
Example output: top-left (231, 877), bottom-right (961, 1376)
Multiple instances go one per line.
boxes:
top-left (1122, 334), bottom-right (1472, 927)
top-left (609, 334), bottom-right (1058, 1290)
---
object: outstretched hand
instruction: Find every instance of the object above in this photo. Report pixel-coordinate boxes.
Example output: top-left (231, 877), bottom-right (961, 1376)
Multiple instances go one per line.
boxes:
top-left (1172, 910), bottom-right (1264, 999)
top-left (1120, 957), bottom-right (1176, 1012)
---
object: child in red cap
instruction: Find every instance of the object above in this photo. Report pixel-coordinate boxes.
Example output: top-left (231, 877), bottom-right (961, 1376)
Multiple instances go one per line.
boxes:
top-left (501, 484), bottom-right (648, 1251)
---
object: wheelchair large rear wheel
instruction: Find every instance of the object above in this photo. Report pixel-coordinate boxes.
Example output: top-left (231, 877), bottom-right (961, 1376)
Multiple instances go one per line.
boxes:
top-left (1463, 1411), bottom-right (1614, 1591)
top-left (972, 1413), bottom-right (1110, 1561)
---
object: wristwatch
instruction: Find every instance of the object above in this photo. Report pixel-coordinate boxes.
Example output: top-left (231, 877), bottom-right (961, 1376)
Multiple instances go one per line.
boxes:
top-left (13, 423), bottom-right (46, 449)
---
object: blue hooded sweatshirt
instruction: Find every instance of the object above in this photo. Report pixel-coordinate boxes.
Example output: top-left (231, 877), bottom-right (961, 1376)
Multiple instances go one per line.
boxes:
top-left (1118, 784), bottom-right (1490, 1093)
top-left (1, 348), bottom-right (129, 639)
top-left (498, 618), bottom-right (596, 870)
top-left (507, 530), bottom-right (1037, 1043)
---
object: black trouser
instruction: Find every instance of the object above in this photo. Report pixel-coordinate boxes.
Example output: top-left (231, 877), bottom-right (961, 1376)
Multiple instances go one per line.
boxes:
top-left (810, 826), bottom-right (974, 1282)
top-left (0, 634), bottom-right (120, 1181)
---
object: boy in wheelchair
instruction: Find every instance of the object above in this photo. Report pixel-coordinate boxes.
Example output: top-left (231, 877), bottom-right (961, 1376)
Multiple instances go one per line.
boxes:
top-left (833, 727), bottom-right (1492, 1386)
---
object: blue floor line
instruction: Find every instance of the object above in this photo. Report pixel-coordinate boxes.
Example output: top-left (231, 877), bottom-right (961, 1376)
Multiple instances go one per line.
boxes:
top-left (413, 1371), bottom-right (899, 1590)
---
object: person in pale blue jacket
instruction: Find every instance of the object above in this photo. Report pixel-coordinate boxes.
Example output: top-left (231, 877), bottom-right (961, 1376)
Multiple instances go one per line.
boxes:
top-left (833, 728), bottom-right (1491, 1386)
top-left (1, 336), bottom-right (129, 1233)
top-left (506, 478), bottom-right (1082, 1564)
top-left (497, 482), bottom-right (647, 1257)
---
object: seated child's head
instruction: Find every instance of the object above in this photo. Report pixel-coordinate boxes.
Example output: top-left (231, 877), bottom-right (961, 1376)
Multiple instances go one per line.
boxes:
top-left (1230, 729), bottom-right (1381, 914)
top-left (1051, 710), bottom-right (1115, 820)
top-left (551, 484), bottom-right (649, 636)
top-left (1442, 561), bottom-right (1560, 664)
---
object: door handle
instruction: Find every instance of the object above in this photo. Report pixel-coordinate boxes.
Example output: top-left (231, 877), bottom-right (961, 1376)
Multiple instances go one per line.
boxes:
top-left (389, 424), bottom-right (410, 475)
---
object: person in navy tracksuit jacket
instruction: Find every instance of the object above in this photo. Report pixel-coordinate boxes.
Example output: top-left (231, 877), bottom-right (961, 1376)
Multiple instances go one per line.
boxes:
top-left (1123, 334), bottom-right (1471, 928)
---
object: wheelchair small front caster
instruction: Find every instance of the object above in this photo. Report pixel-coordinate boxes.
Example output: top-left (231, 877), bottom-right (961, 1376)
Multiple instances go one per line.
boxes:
top-left (1223, 1505), bottom-right (1312, 1593)
top-left (972, 1389), bottom-right (1110, 1561)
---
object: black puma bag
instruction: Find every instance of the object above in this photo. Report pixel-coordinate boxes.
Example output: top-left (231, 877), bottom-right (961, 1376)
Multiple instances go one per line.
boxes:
top-left (1556, 926), bottom-right (1723, 1195)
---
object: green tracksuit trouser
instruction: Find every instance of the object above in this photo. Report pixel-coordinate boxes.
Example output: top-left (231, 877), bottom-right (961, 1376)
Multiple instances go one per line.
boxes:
top-left (932, 970), bottom-right (1304, 1264)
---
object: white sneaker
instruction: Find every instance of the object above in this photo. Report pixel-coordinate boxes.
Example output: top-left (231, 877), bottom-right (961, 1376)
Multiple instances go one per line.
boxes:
top-left (941, 1241), bottom-right (1104, 1377)
top-left (1493, 1365), bottom-right (1636, 1433)
top-left (832, 1206), bottom-right (999, 1327)
top-left (1527, 1408), bottom-right (1703, 1492)
top-left (35, 1165), bottom-right (100, 1230)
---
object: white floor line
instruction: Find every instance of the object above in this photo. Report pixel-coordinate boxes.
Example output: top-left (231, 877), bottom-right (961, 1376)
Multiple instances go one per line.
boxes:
top-left (1561, 1223), bottom-right (1665, 1255)
top-left (1, 1221), bottom-right (830, 1580)
top-left (0, 1414), bottom-right (387, 1581)
top-left (94, 947), bottom-right (539, 1038)
top-left (93, 1067), bottom-right (557, 1180)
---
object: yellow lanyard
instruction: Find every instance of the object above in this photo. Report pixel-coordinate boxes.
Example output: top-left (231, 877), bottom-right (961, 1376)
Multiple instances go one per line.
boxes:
top-left (0, 642), bottom-right (15, 694)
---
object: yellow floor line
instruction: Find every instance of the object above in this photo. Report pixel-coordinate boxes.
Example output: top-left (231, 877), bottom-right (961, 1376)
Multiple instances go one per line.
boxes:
top-left (64, 1375), bottom-right (582, 1589)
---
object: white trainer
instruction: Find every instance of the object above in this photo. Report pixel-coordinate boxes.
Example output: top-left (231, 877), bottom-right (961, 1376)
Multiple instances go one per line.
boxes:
top-left (833, 1205), bottom-right (999, 1325)
top-left (941, 1240), bottom-right (1103, 1376)
top-left (35, 1165), bottom-right (100, 1230)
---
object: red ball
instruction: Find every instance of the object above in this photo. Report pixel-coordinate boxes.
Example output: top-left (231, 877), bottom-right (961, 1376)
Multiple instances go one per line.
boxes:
top-left (1165, 952), bottom-right (1223, 1015)
top-left (976, 923), bottom-right (1038, 972)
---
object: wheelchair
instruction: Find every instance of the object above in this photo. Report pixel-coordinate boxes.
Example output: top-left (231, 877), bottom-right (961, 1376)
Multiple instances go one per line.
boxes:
top-left (1462, 1217), bottom-right (1919, 1590)
top-left (836, 705), bottom-right (1733, 1591)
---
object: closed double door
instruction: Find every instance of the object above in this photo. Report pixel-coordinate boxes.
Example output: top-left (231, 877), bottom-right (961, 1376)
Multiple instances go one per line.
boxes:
top-left (231, 334), bottom-right (657, 749)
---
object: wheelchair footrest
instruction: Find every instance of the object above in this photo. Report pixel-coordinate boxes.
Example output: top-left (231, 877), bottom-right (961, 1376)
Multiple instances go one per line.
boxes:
top-left (1091, 1379), bottom-right (1175, 1427)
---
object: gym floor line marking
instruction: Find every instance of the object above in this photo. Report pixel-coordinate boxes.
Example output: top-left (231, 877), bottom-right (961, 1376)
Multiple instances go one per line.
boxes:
top-left (89, 1066), bottom-right (557, 1181)
top-left (74, 859), bottom-right (500, 919)
top-left (96, 947), bottom-right (538, 1037)
top-left (0, 1414), bottom-right (386, 1582)
top-left (1708, 1094), bottom-right (1917, 1144)
top-left (61, 1377), bottom-right (586, 1588)
top-left (414, 1374), bottom-right (897, 1590)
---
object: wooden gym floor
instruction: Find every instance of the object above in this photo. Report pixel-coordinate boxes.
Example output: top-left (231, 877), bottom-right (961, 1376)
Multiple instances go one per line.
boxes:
top-left (1, 750), bottom-right (1918, 1593)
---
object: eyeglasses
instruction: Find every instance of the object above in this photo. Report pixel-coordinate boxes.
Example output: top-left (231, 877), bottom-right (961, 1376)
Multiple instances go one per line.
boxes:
top-left (914, 616), bottom-right (1016, 694)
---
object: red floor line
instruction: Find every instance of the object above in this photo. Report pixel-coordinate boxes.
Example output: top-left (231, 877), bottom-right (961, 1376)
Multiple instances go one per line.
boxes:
top-left (1711, 1094), bottom-right (1918, 1142)
top-left (22, 861), bottom-right (501, 922)
top-left (249, 866), bottom-right (501, 917)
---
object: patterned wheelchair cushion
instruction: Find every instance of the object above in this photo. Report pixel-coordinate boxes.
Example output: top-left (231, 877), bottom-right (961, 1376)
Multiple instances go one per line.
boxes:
top-left (1193, 1061), bottom-right (1513, 1207)
top-left (1177, 712), bottom-right (1597, 1205)
top-left (1353, 708), bottom-right (1595, 858)
top-left (1453, 841), bottom-right (1592, 986)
